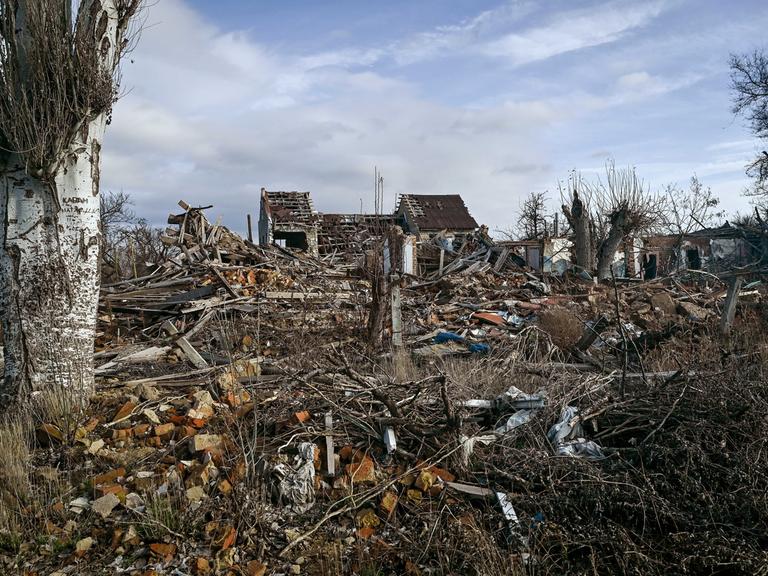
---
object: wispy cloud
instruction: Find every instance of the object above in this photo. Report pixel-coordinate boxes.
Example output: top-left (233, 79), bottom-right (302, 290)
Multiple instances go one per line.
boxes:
top-left (390, 1), bottom-right (536, 65)
top-left (296, 0), bottom-right (669, 71)
top-left (104, 0), bottom-right (755, 232)
top-left (482, 0), bottom-right (669, 66)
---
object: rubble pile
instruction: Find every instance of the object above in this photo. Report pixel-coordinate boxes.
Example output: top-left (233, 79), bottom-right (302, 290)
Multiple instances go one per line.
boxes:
top-left (3, 202), bottom-right (768, 575)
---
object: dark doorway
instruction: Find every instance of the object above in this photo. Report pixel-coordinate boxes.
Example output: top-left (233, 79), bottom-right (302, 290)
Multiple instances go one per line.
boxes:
top-left (643, 253), bottom-right (657, 280)
top-left (686, 248), bottom-right (701, 270)
top-left (275, 231), bottom-right (309, 251)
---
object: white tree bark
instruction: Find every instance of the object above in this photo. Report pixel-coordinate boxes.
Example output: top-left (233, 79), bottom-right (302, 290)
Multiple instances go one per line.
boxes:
top-left (0, 0), bottom-right (131, 406)
top-left (0, 117), bottom-right (106, 404)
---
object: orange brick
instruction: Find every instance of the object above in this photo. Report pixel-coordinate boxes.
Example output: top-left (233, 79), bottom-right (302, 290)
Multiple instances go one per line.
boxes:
top-left (292, 410), bottom-right (311, 424)
top-left (96, 483), bottom-right (127, 501)
top-left (345, 457), bottom-right (377, 484)
top-left (154, 423), bottom-right (175, 437)
top-left (149, 542), bottom-right (176, 560)
top-left (112, 401), bottom-right (136, 422)
top-left (93, 467), bottom-right (125, 486)
top-left (212, 526), bottom-right (237, 550)
top-left (358, 527), bottom-right (375, 539)
top-left (430, 466), bottom-right (456, 483)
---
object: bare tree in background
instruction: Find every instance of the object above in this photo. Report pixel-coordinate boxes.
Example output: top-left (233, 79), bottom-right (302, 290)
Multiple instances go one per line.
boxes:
top-left (730, 49), bottom-right (768, 204)
top-left (659, 176), bottom-right (722, 236)
top-left (0, 1), bottom-right (143, 409)
top-left (115, 219), bottom-right (174, 279)
top-left (100, 190), bottom-right (136, 281)
top-left (562, 163), bottom-right (661, 280)
top-left (516, 191), bottom-right (549, 240)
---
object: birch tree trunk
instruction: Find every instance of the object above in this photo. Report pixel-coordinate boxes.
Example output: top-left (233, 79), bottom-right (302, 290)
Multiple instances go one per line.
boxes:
top-left (0, 0), bottom-right (139, 408)
top-left (0, 121), bottom-right (105, 404)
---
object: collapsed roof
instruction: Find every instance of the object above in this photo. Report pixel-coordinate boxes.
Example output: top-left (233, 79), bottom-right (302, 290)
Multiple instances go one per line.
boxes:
top-left (397, 194), bottom-right (478, 232)
top-left (261, 189), bottom-right (317, 224)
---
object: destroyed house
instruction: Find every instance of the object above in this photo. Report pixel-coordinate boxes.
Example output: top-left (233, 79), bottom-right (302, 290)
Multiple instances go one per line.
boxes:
top-left (642, 224), bottom-right (762, 278)
top-left (317, 213), bottom-right (398, 257)
top-left (396, 194), bottom-right (478, 240)
top-left (259, 189), bottom-right (319, 256)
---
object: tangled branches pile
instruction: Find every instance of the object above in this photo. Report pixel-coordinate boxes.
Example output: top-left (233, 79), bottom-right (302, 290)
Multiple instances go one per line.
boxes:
top-left (0, 0), bottom-right (142, 178)
top-left (473, 331), bottom-right (768, 574)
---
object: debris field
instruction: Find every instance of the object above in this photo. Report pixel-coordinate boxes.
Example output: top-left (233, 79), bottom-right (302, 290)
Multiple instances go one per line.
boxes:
top-left (3, 201), bottom-right (768, 576)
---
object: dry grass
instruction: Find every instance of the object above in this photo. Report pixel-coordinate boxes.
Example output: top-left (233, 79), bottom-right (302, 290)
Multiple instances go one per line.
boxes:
top-left (0, 384), bottom-right (84, 555)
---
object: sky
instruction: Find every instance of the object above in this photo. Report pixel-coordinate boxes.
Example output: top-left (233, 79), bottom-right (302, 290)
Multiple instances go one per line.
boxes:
top-left (101, 0), bottom-right (768, 234)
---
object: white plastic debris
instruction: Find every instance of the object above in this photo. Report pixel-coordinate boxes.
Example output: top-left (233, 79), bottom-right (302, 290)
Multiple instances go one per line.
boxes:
top-left (274, 442), bottom-right (317, 514)
top-left (494, 409), bottom-right (535, 434)
top-left (547, 406), bottom-right (605, 459)
top-left (493, 386), bottom-right (546, 411)
top-left (459, 433), bottom-right (497, 465)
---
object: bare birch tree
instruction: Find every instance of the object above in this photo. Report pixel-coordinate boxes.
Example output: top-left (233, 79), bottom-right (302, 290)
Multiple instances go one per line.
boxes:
top-left (0, 1), bottom-right (142, 409)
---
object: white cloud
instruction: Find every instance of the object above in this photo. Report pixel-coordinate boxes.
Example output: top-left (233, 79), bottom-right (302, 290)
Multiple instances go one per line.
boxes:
top-left (101, 0), bottom-right (755, 234)
top-left (482, 0), bottom-right (668, 66)
top-left (102, 0), bottom-right (561, 232)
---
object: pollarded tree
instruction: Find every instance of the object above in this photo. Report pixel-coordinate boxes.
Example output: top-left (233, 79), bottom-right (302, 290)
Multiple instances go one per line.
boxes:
top-left (562, 163), bottom-right (662, 280)
top-left (0, 1), bottom-right (142, 409)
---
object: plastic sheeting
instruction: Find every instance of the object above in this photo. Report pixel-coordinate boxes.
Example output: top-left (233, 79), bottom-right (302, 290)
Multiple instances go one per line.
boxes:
top-left (547, 406), bottom-right (605, 460)
top-left (274, 442), bottom-right (317, 513)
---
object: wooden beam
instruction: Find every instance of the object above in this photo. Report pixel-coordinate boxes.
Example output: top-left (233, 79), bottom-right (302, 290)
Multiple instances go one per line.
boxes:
top-left (162, 320), bottom-right (209, 369)
top-left (720, 276), bottom-right (744, 335)
top-left (324, 413), bottom-right (335, 476)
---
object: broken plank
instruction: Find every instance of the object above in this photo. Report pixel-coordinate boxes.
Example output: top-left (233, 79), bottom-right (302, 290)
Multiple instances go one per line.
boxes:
top-left (162, 320), bottom-right (209, 369)
top-left (445, 481), bottom-right (494, 498)
top-left (264, 291), bottom-right (353, 301)
top-left (325, 413), bottom-right (335, 476)
top-left (209, 267), bottom-right (240, 298)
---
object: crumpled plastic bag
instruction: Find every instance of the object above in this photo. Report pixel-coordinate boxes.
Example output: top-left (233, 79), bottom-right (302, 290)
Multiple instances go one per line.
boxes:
top-left (494, 409), bottom-right (535, 434)
top-left (273, 442), bottom-right (316, 513)
top-left (547, 406), bottom-right (605, 460)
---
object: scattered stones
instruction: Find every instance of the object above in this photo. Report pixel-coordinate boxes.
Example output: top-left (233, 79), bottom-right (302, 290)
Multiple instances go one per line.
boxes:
top-left (125, 492), bottom-right (144, 510)
top-left (153, 422), bottom-right (174, 437)
top-left (75, 536), bottom-right (94, 557)
top-left (186, 485), bottom-right (207, 502)
top-left (92, 493), bottom-right (120, 519)
top-left (69, 497), bottom-right (90, 515)
top-left (88, 438), bottom-right (106, 454)
top-left (380, 491), bottom-right (399, 517)
top-left (192, 433), bottom-right (223, 453)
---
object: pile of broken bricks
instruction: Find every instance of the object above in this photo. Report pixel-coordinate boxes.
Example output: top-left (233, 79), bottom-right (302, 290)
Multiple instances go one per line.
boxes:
top-left (10, 199), bottom-right (765, 575)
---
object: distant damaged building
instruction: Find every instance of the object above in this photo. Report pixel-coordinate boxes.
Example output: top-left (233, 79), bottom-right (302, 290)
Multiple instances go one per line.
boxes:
top-left (642, 223), bottom-right (763, 278)
top-left (259, 189), bottom-right (319, 256)
top-left (396, 194), bottom-right (478, 241)
top-left (317, 213), bottom-right (398, 258)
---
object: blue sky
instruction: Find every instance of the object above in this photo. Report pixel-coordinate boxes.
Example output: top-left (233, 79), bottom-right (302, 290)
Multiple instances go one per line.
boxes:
top-left (102, 0), bottom-right (768, 233)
